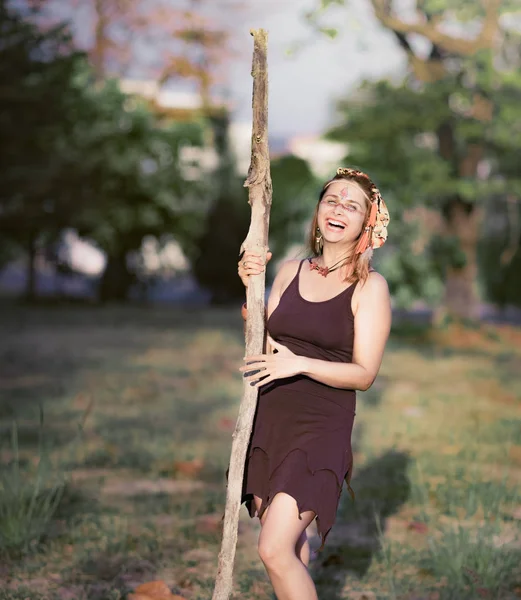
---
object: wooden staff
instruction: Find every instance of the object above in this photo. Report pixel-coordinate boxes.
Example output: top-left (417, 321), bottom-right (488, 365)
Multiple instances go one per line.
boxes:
top-left (212, 28), bottom-right (272, 600)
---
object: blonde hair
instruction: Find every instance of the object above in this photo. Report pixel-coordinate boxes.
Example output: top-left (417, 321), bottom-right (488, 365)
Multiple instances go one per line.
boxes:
top-left (307, 172), bottom-right (375, 285)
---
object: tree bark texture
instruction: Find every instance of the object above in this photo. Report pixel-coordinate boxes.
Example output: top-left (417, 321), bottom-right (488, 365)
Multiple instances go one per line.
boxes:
top-left (212, 29), bottom-right (272, 600)
top-left (442, 199), bottom-right (483, 320)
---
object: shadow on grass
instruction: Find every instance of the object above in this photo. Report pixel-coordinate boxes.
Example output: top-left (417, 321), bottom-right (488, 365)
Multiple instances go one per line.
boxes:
top-left (313, 449), bottom-right (411, 599)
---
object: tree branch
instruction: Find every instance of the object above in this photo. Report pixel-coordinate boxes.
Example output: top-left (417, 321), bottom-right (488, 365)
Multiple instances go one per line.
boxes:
top-left (212, 28), bottom-right (272, 600)
top-left (371, 0), bottom-right (502, 56)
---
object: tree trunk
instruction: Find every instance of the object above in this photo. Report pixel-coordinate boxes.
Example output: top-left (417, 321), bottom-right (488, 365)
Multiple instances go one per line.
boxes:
top-left (98, 253), bottom-right (134, 303)
top-left (26, 231), bottom-right (37, 301)
top-left (212, 29), bottom-right (272, 600)
top-left (441, 198), bottom-right (482, 321)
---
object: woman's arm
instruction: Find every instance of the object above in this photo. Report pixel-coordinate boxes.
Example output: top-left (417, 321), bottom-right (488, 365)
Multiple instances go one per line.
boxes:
top-left (241, 270), bottom-right (391, 391)
top-left (241, 259), bottom-right (300, 321)
top-left (300, 272), bottom-right (391, 391)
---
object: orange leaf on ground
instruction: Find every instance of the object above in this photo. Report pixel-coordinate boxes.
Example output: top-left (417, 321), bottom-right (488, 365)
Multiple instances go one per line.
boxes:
top-left (135, 581), bottom-right (171, 595)
top-left (129, 580), bottom-right (185, 600)
top-left (408, 521), bottom-right (428, 534)
top-left (128, 596), bottom-right (186, 600)
top-left (174, 458), bottom-right (205, 477)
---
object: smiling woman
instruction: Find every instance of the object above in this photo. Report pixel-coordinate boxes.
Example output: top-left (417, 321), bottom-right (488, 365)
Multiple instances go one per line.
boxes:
top-left (236, 167), bottom-right (392, 600)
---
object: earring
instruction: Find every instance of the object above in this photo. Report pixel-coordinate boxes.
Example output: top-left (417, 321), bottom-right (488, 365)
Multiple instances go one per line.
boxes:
top-left (315, 227), bottom-right (323, 254)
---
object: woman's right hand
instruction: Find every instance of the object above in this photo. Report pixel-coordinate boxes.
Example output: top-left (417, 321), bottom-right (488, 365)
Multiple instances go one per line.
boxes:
top-left (238, 250), bottom-right (272, 288)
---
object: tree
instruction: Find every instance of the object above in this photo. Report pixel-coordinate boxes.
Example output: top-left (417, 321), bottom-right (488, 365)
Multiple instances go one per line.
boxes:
top-left (0, 1), bottom-right (207, 301)
top-left (32, 0), bottom-right (231, 99)
top-left (314, 0), bottom-right (521, 319)
top-left (268, 155), bottom-right (319, 264)
top-left (191, 117), bottom-right (319, 302)
top-left (0, 0), bottom-right (84, 298)
top-left (67, 79), bottom-right (206, 302)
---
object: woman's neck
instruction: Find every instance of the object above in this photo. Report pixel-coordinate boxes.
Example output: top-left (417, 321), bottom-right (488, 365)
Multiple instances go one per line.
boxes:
top-left (319, 246), bottom-right (353, 266)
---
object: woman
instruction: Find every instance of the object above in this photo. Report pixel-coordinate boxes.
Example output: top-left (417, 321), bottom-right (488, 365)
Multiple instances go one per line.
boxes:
top-left (237, 167), bottom-right (391, 600)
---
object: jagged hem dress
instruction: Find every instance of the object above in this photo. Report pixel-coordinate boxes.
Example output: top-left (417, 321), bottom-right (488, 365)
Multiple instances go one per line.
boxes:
top-left (241, 258), bottom-right (357, 551)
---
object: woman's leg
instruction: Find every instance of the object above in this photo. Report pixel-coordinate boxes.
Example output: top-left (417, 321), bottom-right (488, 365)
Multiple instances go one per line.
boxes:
top-left (295, 529), bottom-right (310, 566)
top-left (257, 492), bottom-right (318, 600)
top-left (254, 496), bottom-right (311, 567)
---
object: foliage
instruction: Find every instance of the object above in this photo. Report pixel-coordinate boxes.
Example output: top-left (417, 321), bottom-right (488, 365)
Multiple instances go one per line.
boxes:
top-left (0, 1), bottom-right (207, 301)
top-left (32, 0), bottom-right (231, 102)
top-left (190, 118), bottom-right (318, 302)
top-left (191, 179), bottom-right (251, 304)
top-left (0, 0), bottom-right (83, 243)
top-left (0, 419), bottom-right (66, 557)
top-left (478, 196), bottom-right (521, 307)
top-left (324, 3), bottom-right (521, 310)
top-left (269, 155), bottom-right (320, 263)
top-left (62, 76), bottom-right (207, 301)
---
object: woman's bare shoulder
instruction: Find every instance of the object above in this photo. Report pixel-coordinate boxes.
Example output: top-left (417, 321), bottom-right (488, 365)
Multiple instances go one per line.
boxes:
top-left (277, 258), bottom-right (302, 276)
top-left (271, 258), bottom-right (302, 293)
top-left (359, 270), bottom-right (389, 297)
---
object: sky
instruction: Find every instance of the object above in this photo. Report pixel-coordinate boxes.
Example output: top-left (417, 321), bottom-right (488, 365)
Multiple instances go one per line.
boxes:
top-left (48, 0), bottom-right (407, 139)
top-left (218, 0), bottom-right (407, 138)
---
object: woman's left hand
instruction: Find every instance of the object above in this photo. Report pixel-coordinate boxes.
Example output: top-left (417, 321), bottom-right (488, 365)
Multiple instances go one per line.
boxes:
top-left (239, 336), bottom-right (305, 388)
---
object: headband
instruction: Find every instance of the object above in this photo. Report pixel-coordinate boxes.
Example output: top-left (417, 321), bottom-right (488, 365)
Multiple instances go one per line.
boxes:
top-left (335, 167), bottom-right (390, 254)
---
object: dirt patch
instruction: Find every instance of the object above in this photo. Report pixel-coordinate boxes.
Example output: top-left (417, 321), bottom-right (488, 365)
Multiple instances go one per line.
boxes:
top-left (102, 478), bottom-right (205, 496)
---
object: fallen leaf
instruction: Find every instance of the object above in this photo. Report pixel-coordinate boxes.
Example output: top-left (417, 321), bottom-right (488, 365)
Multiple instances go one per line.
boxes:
top-left (407, 521), bottom-right (428, 534)
top-left (129, 580), bottom-right (185, 600)
top-left (174, 458), bottom-right (205, 478)
top-left (134, 581), bottom-right (171, 595)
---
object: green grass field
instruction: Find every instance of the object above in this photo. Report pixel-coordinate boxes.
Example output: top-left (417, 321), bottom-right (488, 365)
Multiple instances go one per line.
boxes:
top-left (0, 303), bottom-right (520, 600)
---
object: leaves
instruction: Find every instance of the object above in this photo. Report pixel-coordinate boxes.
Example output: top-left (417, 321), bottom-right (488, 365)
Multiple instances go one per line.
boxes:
top-left (129, 581), bottom-right (186, 600)
top-left (173, 458), bottom-right (205, 478)
top-left (408, 521), bottom-right (429, 534)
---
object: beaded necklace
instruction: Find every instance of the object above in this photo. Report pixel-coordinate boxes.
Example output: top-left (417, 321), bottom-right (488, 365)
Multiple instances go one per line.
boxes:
top-left (308, 255), bottom-right (350, 277)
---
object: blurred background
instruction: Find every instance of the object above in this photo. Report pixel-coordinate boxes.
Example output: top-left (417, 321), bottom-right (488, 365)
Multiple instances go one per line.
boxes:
top-left (1, 1), bottom-right (520, 599)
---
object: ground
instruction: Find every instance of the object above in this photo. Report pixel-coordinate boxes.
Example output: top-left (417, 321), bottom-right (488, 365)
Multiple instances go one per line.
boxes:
top-left (0, 302), bottom-right (520, 600)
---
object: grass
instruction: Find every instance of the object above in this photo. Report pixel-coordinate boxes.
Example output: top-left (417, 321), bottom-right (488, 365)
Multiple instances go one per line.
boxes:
top-left (0, 302), bottom-right (520, 599)
top-left (0, 418), bottom-right (66, 557)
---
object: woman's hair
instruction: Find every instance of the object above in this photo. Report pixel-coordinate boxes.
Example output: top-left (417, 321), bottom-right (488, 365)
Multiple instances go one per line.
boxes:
top-left (307, 171), bottom-right (376, 285)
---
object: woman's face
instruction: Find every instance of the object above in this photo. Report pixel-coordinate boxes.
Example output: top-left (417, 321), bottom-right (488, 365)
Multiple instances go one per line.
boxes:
top-left (317, 180), bottom-right (369, 247)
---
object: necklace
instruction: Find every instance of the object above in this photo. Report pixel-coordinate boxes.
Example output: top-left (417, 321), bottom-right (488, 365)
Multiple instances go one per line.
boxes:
top-left (308, 255), bottom-right (350, 277)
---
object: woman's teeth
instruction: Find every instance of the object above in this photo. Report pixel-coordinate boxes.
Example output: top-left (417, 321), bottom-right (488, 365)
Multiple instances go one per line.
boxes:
top-left (327, 220), bottom-right (345, 229)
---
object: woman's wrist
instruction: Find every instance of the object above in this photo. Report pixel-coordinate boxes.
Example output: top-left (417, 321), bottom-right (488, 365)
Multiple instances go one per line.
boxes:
top-left (298, 356), bottom-right (312, 376)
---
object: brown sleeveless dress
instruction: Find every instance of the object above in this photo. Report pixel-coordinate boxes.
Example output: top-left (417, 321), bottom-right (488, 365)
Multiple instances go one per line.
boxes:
top-left (242, 258), bottom-right (357, 549)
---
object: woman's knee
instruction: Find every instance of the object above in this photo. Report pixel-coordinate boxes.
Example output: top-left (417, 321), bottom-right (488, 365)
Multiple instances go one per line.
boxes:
top-left (258, 534), bottom-right (288, 569)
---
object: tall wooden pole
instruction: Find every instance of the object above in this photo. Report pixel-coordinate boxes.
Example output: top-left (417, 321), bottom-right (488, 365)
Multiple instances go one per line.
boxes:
top-left (212, 29), bottom-right (272, 600)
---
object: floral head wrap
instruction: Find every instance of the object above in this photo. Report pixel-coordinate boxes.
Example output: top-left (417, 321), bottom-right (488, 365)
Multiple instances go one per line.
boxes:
top-left (333, 167), bottom-right (390, 254)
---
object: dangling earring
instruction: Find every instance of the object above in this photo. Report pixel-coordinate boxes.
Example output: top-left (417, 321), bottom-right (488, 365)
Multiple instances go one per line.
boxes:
top-left (315, 227), bottom-right (323, 254)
